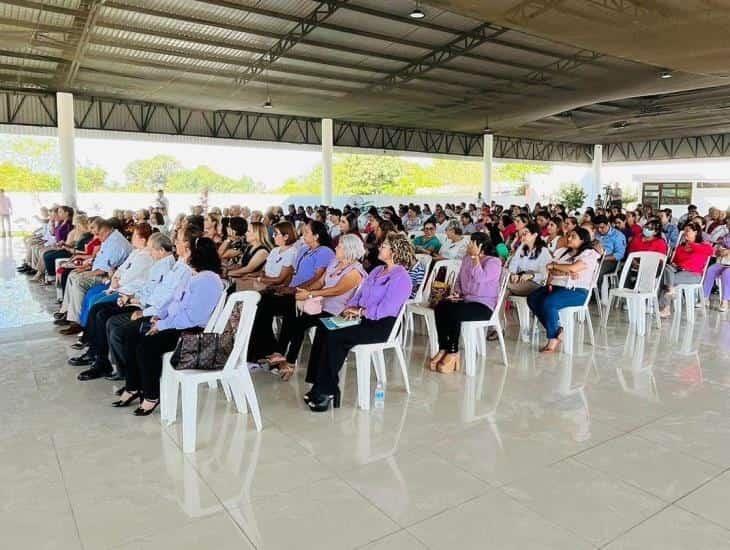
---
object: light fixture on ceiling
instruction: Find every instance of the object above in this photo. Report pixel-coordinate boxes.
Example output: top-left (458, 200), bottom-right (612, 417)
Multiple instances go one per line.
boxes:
top-left (410, 1), bottom-right (426, 19)
top-left (263, 70), bottom-right (273, 109)
top-left (660, 69), bottom-right (673, 79)
top-left (612, 120), bottom-right (629, 129)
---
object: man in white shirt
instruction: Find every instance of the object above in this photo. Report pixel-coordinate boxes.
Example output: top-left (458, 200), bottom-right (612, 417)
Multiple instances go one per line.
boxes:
top-left (0, 189), bottom-right (11, 237)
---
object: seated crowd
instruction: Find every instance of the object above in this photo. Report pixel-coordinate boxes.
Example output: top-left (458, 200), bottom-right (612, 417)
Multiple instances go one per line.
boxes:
top-left (16, 197), bottom-right (730, 413)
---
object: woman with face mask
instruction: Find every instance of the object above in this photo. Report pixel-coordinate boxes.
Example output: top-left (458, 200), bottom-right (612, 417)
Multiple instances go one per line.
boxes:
top-left (628, 220), bottom-right (669, 255)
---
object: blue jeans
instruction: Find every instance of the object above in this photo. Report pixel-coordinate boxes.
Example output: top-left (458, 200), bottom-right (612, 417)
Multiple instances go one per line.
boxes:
top-left (527, 286), bottom-right (588, 339)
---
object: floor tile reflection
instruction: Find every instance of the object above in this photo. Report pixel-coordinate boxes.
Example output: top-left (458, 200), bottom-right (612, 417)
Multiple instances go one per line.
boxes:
top-left (3, 237), bottom-right (730, 549)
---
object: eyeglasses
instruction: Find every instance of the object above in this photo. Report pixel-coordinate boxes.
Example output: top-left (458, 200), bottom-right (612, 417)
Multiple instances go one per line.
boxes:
top-left (424, 226), bottom-right (435, 231)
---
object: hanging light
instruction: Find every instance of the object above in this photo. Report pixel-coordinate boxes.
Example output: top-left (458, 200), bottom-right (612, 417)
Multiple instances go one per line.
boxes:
top-left (410, 1), bottom-right (425, 19)
top-left (263, 70), bottom-right (273, 109)
top-left (660, 69), bottom-right (673, 79)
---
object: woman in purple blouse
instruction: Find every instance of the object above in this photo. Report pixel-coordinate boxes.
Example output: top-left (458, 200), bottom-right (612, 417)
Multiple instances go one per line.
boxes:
top-left (431, 232), bottom-right (502, 373)
top-left (304, 232), bottom-right (414, 412)
top-left (704, 220), bottom-right (730, 312)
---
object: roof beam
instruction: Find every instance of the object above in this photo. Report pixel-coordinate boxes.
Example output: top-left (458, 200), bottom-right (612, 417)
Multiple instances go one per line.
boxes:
top-left (101, 1), bottom-right (578, 87)
top-left (196, 0), bottom-right (606, 68)
top-left (233, 0), bottom-right (345, 87)
top-left (59, 0), bottom-right (104, 87)
top-left (367, 23), bottom-right (507, 92)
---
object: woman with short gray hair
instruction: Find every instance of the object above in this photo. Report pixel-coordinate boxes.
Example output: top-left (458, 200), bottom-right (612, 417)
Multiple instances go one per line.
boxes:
top-left (261, 233), bottom-right (366, 380)
top-left (434, 220), bottom-right (468, 260)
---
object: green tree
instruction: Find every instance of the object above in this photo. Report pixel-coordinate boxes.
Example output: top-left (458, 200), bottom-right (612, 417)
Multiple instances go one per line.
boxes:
top-left (556, 183), bottom-right (587, 210)
top-left (495, 162), bottom-right (551, 186)
top-left (124, 155), bottom-right (182, 191)
top-left (0, 162), bottom-right (59, 191)
top-left (165, 166), bottom-right (261, 193)
top-left (0, 136), bottom-right (58, 173)
top-left (76, 165), bottom-right (108, 192)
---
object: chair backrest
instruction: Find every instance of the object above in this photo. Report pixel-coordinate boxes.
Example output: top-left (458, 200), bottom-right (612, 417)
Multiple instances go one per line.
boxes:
top-left (616, 252), bottom-right (667, 294)
top-left (580, 255), bottom-right (604, 309)
top-left (205, 280), bottom-right (230, 333)
top-left (220, 291), bottom-right (262, 372)
top-left (409, 230), bottom-right (424, 239)
top-left (699, 255), bottom-right (713, 285)
top-left (493, 268), bottom-right (510, 315)
top-left (386, 304), bottom-right (408, 344)
top-left (412, 254), bottom-right (433, 302)
top-left (420, 259), bottom-right (460, 305)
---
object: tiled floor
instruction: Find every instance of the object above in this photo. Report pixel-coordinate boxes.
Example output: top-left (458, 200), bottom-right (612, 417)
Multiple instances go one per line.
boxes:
top-left (2, 237), bottom-right (730, 549)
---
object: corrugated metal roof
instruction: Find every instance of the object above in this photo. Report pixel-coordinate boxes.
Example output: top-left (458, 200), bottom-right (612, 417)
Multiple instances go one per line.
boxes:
top-left (0, 0), bottom-right (722, 143)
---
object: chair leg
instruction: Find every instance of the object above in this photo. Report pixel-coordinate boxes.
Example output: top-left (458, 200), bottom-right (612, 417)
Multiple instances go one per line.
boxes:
top-left (221, 379), bottom-right (232, 402)
top-left (424, 311), bottom-right (439, 357)
top-left (585, 311), bottom-right (595, 347)
top-left (226, 374), bottom-right (248, 415)
top-left (495, 326), bottom-right (509, 368)
top-left (373, 350), bottom-right (387, 385)
top-left (603, 295), bottom-right (615, 327)
top-left (561, 312), bottom-right (574, 355)
top-left (463, 326), bottom-right (476, 377)
top-left (161, 369), bottom-right (179, 426)
top-left (636, 299), bottom-right (646, 336)
top-left (393, 345), bottom-right (410, 394)
top-left (238, 369), bottom-right (263, 431)
top-left (355, 350), bottom-right (371, 410)
top-left (181, 381), bottom-right (199, 453)
top-left (653, 296), bottom-right (662, 329)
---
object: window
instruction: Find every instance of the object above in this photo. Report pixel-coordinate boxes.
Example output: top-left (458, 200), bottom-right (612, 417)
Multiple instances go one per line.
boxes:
top-left (641, 182), bottom-right (692, 208)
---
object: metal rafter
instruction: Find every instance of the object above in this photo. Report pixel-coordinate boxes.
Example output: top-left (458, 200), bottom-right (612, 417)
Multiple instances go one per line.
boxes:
top-left (196, 0), bottom-right (605, 69)
top-left (232, 0), bottom-right (345, 86)
top-left (59, 0), bottom-right (104, 87)
top-left (0, 1), bottom-right (586, 95)
top-left (367, 23), bottom-right (507, 92)
top-left (0, 89), bottom-right (594, 162)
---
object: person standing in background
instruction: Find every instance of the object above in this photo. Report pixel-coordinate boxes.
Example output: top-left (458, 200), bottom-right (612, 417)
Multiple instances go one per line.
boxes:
top-left (0, 189), bottom-right (11, 238)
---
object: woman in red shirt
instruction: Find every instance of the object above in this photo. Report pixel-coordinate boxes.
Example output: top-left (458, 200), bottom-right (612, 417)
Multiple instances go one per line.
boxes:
top-left (628, 220), bottom-right (668, 255)
top-left (659, 221), bottom-right (714, 317)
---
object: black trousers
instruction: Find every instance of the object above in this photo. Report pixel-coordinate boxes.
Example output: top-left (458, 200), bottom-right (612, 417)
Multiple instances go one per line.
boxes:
top-left (124, 328), bottom-right (181, 400)
top-left (107, 313), bottom-right (143, 377)
top-left (284, 311), bottom-right (332, 363)
top-left (85, 301), bottom-right (136, 369)
top-left (43, 249), bottom-right (71, 276)
top-left (434, 300), bottom-right (493, 353)
top-left (247, 292), bottom-right (296, 361)
top-left (305, 316), bottom-right (395, 396)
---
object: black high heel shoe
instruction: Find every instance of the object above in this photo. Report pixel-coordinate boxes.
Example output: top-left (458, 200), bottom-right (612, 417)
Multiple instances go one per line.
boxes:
top-left (307, 391), bottom-right (341, 412)
top-left (133, 400), bottom-right (160, 416)
top-left (112, 392), bottom-right (140, 408)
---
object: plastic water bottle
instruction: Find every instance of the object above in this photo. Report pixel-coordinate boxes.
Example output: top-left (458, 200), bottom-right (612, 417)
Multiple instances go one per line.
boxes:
top-left (374, 382), bottom-right (385, 409)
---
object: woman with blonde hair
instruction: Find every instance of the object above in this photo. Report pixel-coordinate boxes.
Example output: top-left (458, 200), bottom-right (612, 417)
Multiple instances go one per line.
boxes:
top-left (204, 212), bottom-right (223, 244)
top-left (226, 221), bottom-right (273, 281)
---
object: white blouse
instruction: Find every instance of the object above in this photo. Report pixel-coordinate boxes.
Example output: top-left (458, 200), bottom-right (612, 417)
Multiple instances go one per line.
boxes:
top-left (550, 248), bottom-right (600, 290)
top-left (114, 249), bottom-right (155, 295)
top-left (440, 237), bottom-right (468, 260)
top-left (264, 245), bottom-right (297, 277)
top-left (508, 246), bottom-right (552, 284)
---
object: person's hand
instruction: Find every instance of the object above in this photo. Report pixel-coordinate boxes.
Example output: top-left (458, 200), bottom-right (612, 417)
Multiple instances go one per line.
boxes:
top-left (510, 273), bottom-right (519, 284)
top-left (342, 307), bottom-right (361, 320)
top-left (145, 318), bottom-right (159, 336)
top-left (295, 288), bottom-right (310, 301)
top-left (117, 294), bottom-right (129, 307)
top-left (519, 273), bottom-right (533, 282)
top-left (130, 310), bottom-right (143, 321)
top-left (447, 292), bottom-right (462, 301)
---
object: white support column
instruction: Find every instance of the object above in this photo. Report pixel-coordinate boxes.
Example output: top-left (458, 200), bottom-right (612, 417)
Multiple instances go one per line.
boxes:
top-left (56, 92), bottom-right (77, 208)
top-left (321, 118), bottom-right (333, 205)
top-left (482, 133), bottom-right (493, 203)
top-left (591, 144), bottom-right (603, 208)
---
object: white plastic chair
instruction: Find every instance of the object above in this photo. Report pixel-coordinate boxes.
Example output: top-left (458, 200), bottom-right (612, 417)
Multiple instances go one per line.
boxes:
top-left (160, 291), bottom-right (263, 453)
top-left (349, 305), bottom-right (410, 410)
top-left (603, 252), bottom-right (667, 335)
top-left (673, 256), bottom-right (712, 323)
top-left (404, 259), bottom-right (460, 356)
top-left (462, 269), bottom-right (510, 376)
